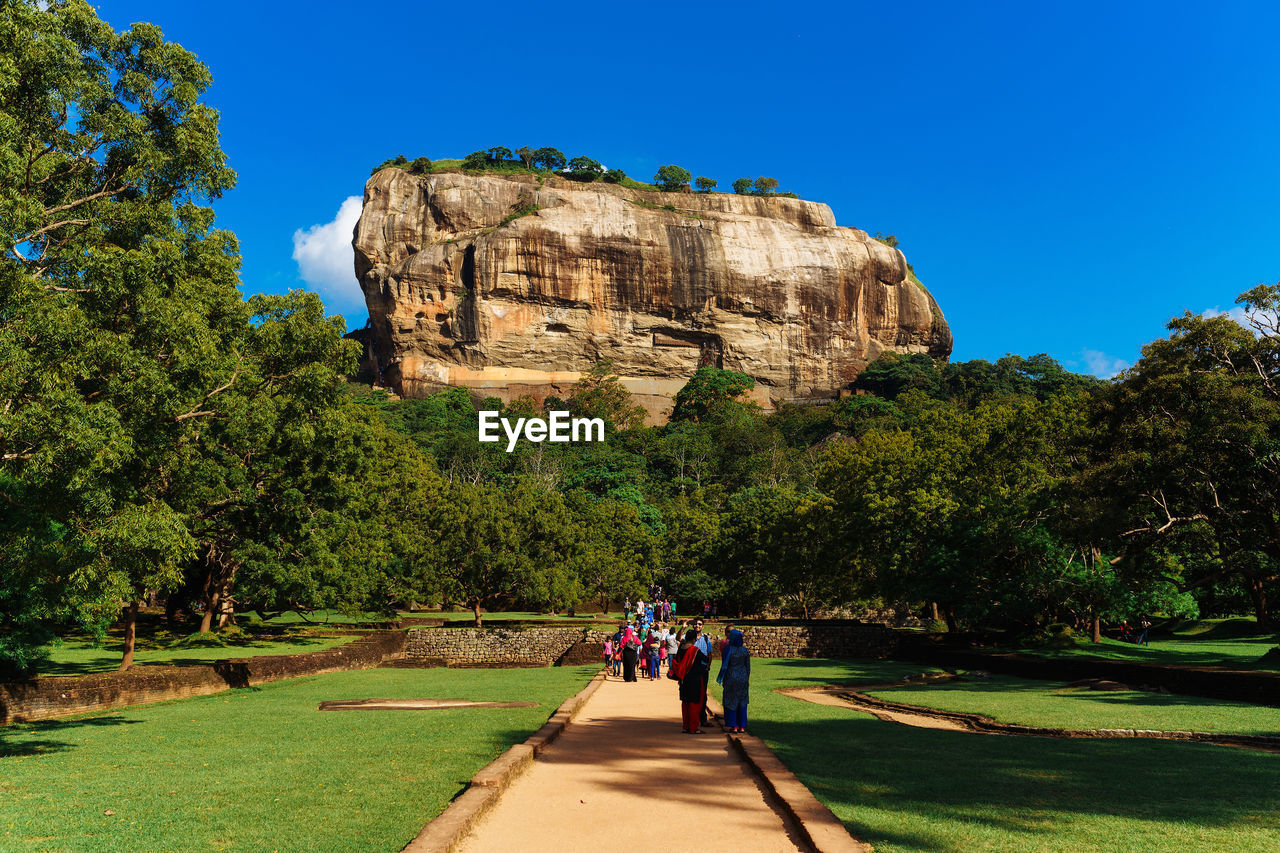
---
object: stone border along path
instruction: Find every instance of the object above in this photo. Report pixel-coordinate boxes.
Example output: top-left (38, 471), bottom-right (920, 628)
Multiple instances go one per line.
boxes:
top-left (403, 670), bottom-right (868, 853)
top-left (782, 684), bottom-right (1280, 754)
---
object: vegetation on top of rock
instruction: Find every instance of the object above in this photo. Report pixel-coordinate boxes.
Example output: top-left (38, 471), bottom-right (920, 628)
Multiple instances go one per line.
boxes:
top-left (371, 145), bottom-right (798, 197)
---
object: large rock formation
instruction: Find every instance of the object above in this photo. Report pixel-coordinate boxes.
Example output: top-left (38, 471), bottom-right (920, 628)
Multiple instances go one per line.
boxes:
top-left (353, 169), bottom-right (951, 421)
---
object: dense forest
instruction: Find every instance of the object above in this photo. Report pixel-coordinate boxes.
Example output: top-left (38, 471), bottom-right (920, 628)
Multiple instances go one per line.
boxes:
top-left (2, 0), bottom-right (1278, 675)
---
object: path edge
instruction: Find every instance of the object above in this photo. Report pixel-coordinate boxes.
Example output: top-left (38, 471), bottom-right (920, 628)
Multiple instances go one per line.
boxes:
top-left (705, 696), bottom-right (873, 853)
top-left (400, 668), bottom-right (607, 853)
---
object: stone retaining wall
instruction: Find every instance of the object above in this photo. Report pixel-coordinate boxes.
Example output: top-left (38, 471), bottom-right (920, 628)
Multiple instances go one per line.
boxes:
top-left (0, 631), bottom-right (404, 725)
top-left (404, 624), bottom-right (897, 666)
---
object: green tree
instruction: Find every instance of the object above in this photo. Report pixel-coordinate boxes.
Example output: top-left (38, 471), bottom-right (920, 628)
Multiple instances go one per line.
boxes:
top-left (462, 150), bottom-right (489, 170)
top-left (559, 360), bottom-right (648, 431)
top-left (533, 147), bottom-right (567, 171)
top-left (671, 367), bottom-right (756, 422)
top-left (602, 168), bottom-right (627, 184)
top-left (408, 156), bottom-right (432, 174)
top-left (0, 0), bottom-right (245, 671)
top-left (753, 176), bottom-right (779, 195)
top-left (567, 156), bottom-right (603, 181)
top-left (732, 177), bottom-right (754, 195)
top-left (653, 164), bottom-right (692, 192)
top-left (516, 146), bottom-right (536, 168)
top-left (694, 176), bottom-right (717, 193)
top-left (487, 146), bottom-right (512, 163)
top-left (1083, 299), bottom-right (1280, 627)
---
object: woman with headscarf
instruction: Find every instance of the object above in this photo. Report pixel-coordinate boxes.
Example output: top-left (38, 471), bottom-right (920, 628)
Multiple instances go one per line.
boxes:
top-left (716, 628), bottom-right (751, 733)
top-left (671, 629), bottom-right (708, 733)
top-left (620, 622), bottom-right (641, 682)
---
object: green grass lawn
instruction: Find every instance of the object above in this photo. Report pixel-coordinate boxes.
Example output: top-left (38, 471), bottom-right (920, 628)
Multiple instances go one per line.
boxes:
top-left (865, 674), bottom-right (1280, 735)
top-left (41, 632), bottom-right (355, 676)
top-left (0, 665), bottom-right (598, 852)
top-left (726, 658), bottom-right (1280, 853)
top-left (1007, 617), bottom-right (1279, 670)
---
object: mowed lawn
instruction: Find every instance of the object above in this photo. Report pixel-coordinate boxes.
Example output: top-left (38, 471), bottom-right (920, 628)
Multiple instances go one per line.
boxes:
top-left (0, 665), bottom-right (598, 852)
top-left (41, 633), bottom-right (354, 676)
top-left (1008, 618), bottom-right (1280, 670)
top-left (733, 659), bottom-right (1280, 853)
top-left (865, 674), bottom-right (1280, 735)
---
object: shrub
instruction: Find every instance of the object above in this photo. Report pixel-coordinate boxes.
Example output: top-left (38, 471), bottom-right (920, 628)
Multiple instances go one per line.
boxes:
top-left (462, 150), bottom-right (489, 171)
top-left (602, 168), bottom-right (627, 184)
top-left (372, 154), bottom-right (408, 175)
top-left (408, 156), bottom-right (432, 175)
top-left (732, 177), bottom-right (753, 194)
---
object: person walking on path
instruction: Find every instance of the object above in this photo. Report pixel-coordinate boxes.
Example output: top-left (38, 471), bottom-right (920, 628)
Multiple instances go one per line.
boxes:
top-left (672, 629), bottom-right (708, 733)
top-left (644, 629), bottom-right (661, 680)
top-left (1137, 616), bottom-right (1152, 646)
top-left (717, 628), bottom-right (751, 733)
top-left (602, 636), bottom-right (614, 673)
top-left (621, 624), bottom-right (641, 682)
top-left (693, 618), bottom-right (713, 726)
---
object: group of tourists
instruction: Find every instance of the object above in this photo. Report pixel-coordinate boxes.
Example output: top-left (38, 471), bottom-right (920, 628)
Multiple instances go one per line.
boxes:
top-left (602, 615), bottom-right (751, 734)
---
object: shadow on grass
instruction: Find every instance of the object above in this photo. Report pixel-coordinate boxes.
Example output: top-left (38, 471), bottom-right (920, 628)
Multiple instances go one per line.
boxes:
top-left (0, 714), bottom-right (141, 758)
top-left (754, 712), bottom-right (1280, 851)
top-left (761, 658), bottom-right (926, 686)
top-left (1015, 637), bottom-right (1280, 670)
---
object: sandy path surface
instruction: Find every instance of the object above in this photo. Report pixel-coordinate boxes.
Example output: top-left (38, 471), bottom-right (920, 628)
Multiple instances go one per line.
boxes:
top-left (456, 672), bottom-right (806, 853)
top-left (784, 686), bottom-right (971, 731)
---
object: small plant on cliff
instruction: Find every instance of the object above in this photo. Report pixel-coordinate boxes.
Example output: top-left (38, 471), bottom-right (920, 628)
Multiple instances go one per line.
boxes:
top-left (499, 201), bottom-right (541, 226)
top-left (408, 156), bottom-right (432, 175)
top-left (653, 164), bottom-right (693, 192)
top-left (873, 232), bottom-right (900, 248)
top-left (694, 176), bottom-right (717, 193)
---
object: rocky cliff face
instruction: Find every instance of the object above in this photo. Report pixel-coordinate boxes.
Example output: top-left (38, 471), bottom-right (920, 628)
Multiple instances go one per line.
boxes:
top-left (353, 169), bottom-right (951, 421)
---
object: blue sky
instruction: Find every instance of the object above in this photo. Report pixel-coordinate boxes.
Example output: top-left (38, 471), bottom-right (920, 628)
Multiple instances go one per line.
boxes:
top-left (98, 0), bottom-right (1280, 377)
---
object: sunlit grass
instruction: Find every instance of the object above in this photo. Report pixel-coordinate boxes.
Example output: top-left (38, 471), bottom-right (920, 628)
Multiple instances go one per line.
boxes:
top-left (0, 666), bottom-right (597, 852)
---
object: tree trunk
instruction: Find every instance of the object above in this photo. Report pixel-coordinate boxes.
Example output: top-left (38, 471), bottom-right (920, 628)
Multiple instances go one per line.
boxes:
top-left (120, 600), bottom-right (140, 670)
top-left (929, 601), bottom-right (940, 622)
top-left (1246, 576), bottom-right (1270, 629)
top-left (200, 584), bottom-right (220, 633)
top-left (943, 604), bottom-right (958, 634)
top-left (1091, 614), bottom-right (1102, 643)
top-left (472, 600), bottom-right (483, 628)
top-left (217, 600), bottom-right (235, 629)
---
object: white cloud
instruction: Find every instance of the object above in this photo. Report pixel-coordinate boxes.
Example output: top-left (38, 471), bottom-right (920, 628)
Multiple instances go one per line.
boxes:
top-left (1081, 349), bottom-right (1130, 379)
top-left (1201, 305), bottom-right (1250, 326)
top-left (291, 196), bottom-right (363, 310)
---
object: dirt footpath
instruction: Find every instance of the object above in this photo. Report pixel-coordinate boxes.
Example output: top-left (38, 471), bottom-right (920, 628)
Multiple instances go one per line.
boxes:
top-left (456, 671), bottom-right (806, 853)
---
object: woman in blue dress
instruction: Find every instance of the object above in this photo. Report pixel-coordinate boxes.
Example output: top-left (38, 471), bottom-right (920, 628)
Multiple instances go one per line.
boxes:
top-left (716, 628), bottom-right (751, 733)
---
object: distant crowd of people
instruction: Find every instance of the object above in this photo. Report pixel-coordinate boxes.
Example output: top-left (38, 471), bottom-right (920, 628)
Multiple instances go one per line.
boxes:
top-left (602, 596), bottom-right (751, 734)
